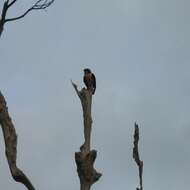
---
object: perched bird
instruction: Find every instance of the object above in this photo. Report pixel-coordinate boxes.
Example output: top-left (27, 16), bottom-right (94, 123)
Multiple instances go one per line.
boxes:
top-left (83, 68), bottom-right (96, 94)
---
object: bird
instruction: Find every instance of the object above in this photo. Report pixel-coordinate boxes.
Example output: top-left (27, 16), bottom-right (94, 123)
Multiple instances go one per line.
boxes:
top-left (83, 68), bottom-right (96, 94)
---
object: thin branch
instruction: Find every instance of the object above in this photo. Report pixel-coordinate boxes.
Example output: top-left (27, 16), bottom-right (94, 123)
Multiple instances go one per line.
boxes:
top-left (133, 122), bottom-right (143, 190)
top-left (5, 0), bottom-right (55, 23)
top-left (71, 80), bottom-right (82, 99)
top-left (1, 1), bottom-right (8, 21)
top-left (7, 0), bottom-right (18, 8)
top-left (0, 1), bottom-right (9, 36)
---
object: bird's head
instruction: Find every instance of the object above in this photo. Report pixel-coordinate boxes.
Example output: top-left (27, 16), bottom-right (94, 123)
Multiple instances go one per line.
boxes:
top-left (84, 68), bottom-right (91, 74)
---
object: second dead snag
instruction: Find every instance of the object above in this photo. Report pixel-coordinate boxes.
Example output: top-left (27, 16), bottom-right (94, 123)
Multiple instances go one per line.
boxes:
top-left (72, 77), bottom-right (101, 190)
top-left (133, 122), bottom-right (143, 190)
top-left (0, 91), bottom-right (35, 190)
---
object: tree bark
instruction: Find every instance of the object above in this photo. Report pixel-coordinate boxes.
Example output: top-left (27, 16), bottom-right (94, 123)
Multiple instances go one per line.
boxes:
top-left (72, 82), bottom-right (102, 190)
top-left (0, 91), bottom-right (35, 190)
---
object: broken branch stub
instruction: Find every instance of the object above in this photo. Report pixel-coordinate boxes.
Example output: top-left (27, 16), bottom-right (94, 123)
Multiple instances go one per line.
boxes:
top-left (72, 81), bottom-right (102, 190)
top-left (0, 91), bottom-right (35, 190)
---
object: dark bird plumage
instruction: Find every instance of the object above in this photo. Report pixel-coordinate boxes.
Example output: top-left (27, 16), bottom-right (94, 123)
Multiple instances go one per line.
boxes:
top-left (83, 68), bottom-right (96, 94)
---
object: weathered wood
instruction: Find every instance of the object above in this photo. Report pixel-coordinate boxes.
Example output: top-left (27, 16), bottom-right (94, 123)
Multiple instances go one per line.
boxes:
top-left (133, 123), bottom-right (143, 190)
top-left (72, 81), bottom-right (102, 190)
top-left (0, 91), bottom-right (35, 190)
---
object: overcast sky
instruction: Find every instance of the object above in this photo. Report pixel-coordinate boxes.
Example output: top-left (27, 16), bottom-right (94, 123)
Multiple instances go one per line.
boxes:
top-left (0, 0), bottom-right (190, 190)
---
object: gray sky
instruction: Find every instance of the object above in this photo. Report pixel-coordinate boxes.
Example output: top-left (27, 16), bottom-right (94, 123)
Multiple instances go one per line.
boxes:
top-left (0, 0), bottom-right (190, 190)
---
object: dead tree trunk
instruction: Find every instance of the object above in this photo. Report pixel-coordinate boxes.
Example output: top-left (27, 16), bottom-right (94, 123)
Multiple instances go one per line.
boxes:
top-left (72, 81), bottom-right (102, 190)
top-left (133, 123), bottom-right (143, 190)
top-left (0, 91), bottom-right (35, 190)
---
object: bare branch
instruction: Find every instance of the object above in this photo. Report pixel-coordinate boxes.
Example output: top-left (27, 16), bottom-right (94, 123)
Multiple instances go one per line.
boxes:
top-left (0, 91), bottom-right (35, 190)
top-left (71, 80), bottom-right (82, 99)
top-left (7, 0), bottom-right (18, 8)
top-left (133, 122), bottom-right (143, 190)
top-left (1, 0), bottom-right (54, 37)
top-left (5, 0), bottom-right (55, 23)
top-left (0, 1), bottom-right (9, 36)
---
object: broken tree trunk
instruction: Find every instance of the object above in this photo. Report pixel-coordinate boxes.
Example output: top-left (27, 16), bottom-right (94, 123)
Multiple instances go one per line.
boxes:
top-left (133, 122), bottom-right (143, 190)
top-left (72, 81), bottom-right (102, 190)
top-left (0, 91), bottom-right (35, 190)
